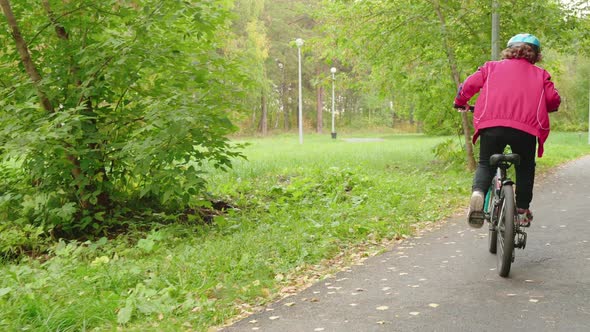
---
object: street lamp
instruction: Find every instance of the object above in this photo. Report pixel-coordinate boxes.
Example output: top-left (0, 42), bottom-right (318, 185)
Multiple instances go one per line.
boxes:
top-left (296, 38), bottom-right (304, 144)
top-left (330, 67), bottom-right (337, 139)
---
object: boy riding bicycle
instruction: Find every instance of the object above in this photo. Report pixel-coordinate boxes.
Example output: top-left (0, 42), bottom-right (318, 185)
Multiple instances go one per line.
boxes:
top-left (453, 33), bottom-right (561, 229)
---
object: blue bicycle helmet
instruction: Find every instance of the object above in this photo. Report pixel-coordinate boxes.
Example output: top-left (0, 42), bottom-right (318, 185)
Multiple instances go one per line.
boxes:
top-left (507, 33), bottom-right (541, 50)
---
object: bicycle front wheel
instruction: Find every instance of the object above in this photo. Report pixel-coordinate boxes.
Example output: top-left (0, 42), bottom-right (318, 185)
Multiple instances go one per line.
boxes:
top-left (497, 184), bottom-right (515, 277)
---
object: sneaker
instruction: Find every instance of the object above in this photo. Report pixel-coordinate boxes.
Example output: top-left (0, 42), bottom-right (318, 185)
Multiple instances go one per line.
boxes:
top-left (468, 191), bottom-right (485, 228)
top-left (517, 208), bottom-right (533, 227)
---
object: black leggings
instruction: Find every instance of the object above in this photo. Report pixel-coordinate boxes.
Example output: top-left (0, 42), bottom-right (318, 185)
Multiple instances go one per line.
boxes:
top-left (473, 127), bottom-right (536, 209)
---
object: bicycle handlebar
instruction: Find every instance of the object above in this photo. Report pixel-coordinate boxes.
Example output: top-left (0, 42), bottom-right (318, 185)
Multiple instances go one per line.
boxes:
top-left (453, 104), bottom-right (475, 112)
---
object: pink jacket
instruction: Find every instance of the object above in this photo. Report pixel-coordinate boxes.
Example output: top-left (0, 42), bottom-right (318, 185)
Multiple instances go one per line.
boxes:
top-left (454, 58), bottom-right (561, 157)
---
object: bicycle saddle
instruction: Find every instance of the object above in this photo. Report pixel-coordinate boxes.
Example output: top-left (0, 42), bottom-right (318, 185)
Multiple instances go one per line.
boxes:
top-left (489, 153), bottom-right (520, 166)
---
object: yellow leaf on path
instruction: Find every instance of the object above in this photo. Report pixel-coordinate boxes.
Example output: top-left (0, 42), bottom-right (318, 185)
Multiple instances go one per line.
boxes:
top-left (376, 306), bottom-right (389, 311)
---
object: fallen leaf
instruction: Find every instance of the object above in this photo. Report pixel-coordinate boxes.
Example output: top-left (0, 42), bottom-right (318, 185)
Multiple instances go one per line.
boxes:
top-left (269, 316), bottom-right (280, 320)
top-left (284, 302), bottom-right (296, 307)
top-left (376, 306), bottom-right (389, 311)
top-left (428, 303), bottom-right (439, 308)
top-left (409, 312), bottom-right (420, 316)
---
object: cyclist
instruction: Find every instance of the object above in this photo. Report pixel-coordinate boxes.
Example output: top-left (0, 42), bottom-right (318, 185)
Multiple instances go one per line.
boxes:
top-left (454, 33), bottom-right (561, 229)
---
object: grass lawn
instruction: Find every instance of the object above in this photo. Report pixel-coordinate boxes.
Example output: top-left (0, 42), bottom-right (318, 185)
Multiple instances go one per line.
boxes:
top-left (1, 132), bottom-right (588, 331)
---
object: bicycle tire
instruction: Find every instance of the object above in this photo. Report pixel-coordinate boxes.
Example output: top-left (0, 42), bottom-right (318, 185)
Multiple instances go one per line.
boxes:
top-left (496, 184), bottom-right (515, 277)
top-left (487, 187), bottom-right (497, 254)
top-left (488, 222), bottom-right (498, 254)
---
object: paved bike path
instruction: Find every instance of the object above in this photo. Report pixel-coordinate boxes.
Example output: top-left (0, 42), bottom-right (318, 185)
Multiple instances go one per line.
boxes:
top-left (223, 156), bottom-right (590, 332)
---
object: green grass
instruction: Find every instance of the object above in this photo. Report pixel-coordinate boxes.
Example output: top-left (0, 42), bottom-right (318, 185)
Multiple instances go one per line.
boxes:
top-left (1, 132), bottom-right (589, 331)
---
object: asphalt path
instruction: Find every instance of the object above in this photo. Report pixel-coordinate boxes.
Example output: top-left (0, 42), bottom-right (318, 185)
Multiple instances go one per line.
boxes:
top-left (223, 156), bottom-right (590, 332)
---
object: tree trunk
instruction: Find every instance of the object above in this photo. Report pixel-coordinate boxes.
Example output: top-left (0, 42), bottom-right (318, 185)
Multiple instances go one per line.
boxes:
top-left (41, 0), bottom-right (68, 40)
top-left (260, 91), bottom-right (268, 136)
top-left (432, 0), bottom-right (476, 171)
top-left (390, 95), bottom-right (395, 128)
top-left (316, 67), bottom-right (324, 133)
top-left (0, 0), bottom-right (53, 113)
top-left (283, 82), bottom-right (290, 131)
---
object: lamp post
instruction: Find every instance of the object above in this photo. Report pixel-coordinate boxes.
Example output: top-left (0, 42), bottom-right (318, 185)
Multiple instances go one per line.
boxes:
top-left (491, 0), bottom-right (499, 60)
top-left (330, 67), bottom-right (337, 139)
top-left (296, 38), bottom-right (304, 144)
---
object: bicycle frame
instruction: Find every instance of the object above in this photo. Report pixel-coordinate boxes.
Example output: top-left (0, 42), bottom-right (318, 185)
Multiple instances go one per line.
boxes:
top-left (484, 163), bottom-right (511, 225)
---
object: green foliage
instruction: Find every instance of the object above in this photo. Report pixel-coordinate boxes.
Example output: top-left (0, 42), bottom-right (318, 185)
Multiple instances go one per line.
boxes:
top-left (433, 137), bottom-right (469, 168)
top-left (0, 0), bottom-right (246, 241)
top-left (550, 53), bottom-right (590, 131)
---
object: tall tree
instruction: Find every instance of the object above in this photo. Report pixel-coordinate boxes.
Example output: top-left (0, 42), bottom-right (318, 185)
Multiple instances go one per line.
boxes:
top-left (431, 0), bottom-right (476, 170)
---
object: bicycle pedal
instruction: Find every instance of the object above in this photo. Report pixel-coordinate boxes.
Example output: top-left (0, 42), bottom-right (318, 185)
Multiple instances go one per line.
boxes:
top-left (469, 211), bottom-right (485, 221)
top-left (515, 231), bottom-right (527, 249)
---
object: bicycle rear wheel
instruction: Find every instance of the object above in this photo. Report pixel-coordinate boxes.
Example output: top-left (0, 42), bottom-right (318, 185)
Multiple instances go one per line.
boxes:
top-left (487, 187), bottom-right (497, 254)
top-left (497, 184), bottom-right (515, 277)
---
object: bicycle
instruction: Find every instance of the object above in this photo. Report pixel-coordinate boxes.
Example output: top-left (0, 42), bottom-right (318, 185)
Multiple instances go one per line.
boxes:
top-left (453, 104), bottom-right (529, 277)
top-left (470, 153), bottom-right (528, 277)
